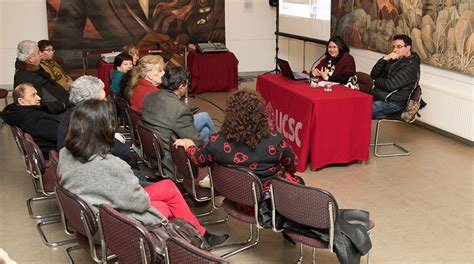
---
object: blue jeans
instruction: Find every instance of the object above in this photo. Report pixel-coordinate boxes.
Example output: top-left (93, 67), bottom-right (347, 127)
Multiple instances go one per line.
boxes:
top-left (193, 112), bottom-right (217, 141)
top-left (372, 100), bottom-right (405, 118)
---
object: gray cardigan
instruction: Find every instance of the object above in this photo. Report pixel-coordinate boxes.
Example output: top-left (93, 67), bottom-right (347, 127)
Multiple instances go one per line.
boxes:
top-left (58, 148), bottom-right (163, 226)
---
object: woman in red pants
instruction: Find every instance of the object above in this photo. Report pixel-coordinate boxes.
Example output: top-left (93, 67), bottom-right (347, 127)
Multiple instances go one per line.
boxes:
top-left (58, 99), bottom-right (228, 247)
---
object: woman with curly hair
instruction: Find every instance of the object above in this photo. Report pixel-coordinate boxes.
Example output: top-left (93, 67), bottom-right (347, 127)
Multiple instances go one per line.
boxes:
top-left (174, 89), bottom-right (303, 191)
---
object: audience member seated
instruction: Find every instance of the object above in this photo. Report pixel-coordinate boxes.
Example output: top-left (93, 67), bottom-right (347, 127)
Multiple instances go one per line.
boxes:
top-left (1, 83), bottom-right (59, 158)
top-left (129, 55), bottom-right (165, 112)
top-left (14, 40), bottom-right (69, 114)
top-left (57, 75), bottom-right (135, 167)
top-left (370, 34), bottom-right (420, 118)
top-left (58, 99), bottom-right (228, 247)
top-left (111, 53), bottom-right (134, 98)
top-left (38, 39), bottom-right (72, 91)
top-left (174, 89), bottom-right (303, 192)
top-left (311, 36), bottom-right (356, 85)
top-left (143, 67), bottom-right (217, 177)
top-left (123, 43), bottom-right (140, 66)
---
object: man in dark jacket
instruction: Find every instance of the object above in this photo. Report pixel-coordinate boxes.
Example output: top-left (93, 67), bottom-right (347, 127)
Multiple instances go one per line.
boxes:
top-left (370, 34), bottom-right (420, 117)
top-left (1, 83), bottom-right (59, 158)
top-left (14, 40), bottom-right (69, 114)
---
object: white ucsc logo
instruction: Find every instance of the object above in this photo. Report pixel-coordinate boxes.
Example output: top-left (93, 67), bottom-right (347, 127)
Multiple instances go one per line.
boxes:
top-left (266, 103), bottom-right (303, 147)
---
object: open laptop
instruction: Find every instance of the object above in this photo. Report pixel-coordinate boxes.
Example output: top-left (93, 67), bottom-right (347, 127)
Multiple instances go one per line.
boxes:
top-left (277, 58), bottom-right (310, 81)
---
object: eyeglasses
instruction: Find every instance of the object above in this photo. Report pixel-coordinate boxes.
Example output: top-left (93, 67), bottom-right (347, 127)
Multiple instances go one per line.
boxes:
top-left (43, 48), bottom-right (55, 52)
top-left (392, 45), bottom-right (407, 49)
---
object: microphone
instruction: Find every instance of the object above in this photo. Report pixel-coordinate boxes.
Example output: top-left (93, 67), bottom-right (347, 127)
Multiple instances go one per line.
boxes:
top-left (308, 53), bottom-right (326, 77)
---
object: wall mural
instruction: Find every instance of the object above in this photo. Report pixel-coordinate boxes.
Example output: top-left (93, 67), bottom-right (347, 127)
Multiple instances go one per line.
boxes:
top-left (46, 0), bottom-right (225, 67)
top-left (331, 0), bottom-right (473, 75)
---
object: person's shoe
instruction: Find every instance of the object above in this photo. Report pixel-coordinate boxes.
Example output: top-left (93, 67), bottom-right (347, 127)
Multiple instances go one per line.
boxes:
top-left (203, 231), bottom-right (229, 247)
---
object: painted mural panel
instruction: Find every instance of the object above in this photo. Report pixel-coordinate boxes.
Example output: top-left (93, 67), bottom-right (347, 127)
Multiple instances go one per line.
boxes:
top-left (331, 0), bottom-right (473, 75)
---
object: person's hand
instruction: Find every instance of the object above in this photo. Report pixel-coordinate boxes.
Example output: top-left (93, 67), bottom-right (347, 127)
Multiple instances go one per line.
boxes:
top-left (173, 138), bottom-right (196, 150)
top-left (320, 67), bottom-right (329, 81)
top-left (383, 52), bottom-right (399, 61)
top-left (312, 68), bottom-right (322, 77)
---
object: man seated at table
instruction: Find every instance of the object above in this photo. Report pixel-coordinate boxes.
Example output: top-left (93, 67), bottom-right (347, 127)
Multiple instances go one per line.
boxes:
top-left (1, 83), bottom-right (59, 158)
top-left (370, 34), bottom-right (420, 118)
top-left (14, 40), bottom-right (69, 114)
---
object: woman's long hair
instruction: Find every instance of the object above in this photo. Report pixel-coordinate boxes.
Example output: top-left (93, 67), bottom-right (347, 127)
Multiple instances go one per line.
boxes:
top-left (128, 55), bottom-right (165, 97)
top-left (221, 89), bottom-right (270, 148)
top-left (65, 99), bottom-right (117, 163)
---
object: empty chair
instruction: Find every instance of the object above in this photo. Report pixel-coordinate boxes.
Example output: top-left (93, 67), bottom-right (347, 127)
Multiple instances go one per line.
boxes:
top-left (270, 177), bottom-right (375, 264)
top-left (55, 183), bottom-right (113, 264)
top-left (169, 136), bottom-right (213, 206)
top-left (167, 236), bottom-right (231, 264)
top-left (136, 120), bottom-right (167, 178)
top-left (23, 134), bottom-right (75, 247)
top-left (209, 163), bottom-right (265, 258)
top-left (372, 85), bottom-right (424, 157)
top-left (98, 204), bottom-right (167, 264)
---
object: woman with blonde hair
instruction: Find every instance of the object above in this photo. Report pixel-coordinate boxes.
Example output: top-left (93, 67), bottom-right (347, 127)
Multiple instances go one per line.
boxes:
top-left (129, 54), bottom-right (165, 112)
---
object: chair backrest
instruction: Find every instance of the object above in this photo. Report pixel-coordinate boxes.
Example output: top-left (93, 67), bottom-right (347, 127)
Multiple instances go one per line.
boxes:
top-left (49, 149), bottom-right (60, 182)
top-left (167, 236), bottom-right (230, 264)
top-left (116, 97), bottom-right (130, 127)
top-left (169, 136), bottom-right (198, 181)
top-left (270, 177), bottom-right (338, 230)
top-left (55, 182), bottom-right (105, 262)
top-left (23, 133), bottom-right (56, 194)
top-left (98, 204), bottom-right (164, 264)
top-left (126, 108), bottom-right (142, 147)
top-left (136, 120), bottom-right (166, 177)
top-left (210, 163), bottom-right (263, 208)
top-left (10, 126), bottom-right (31, 173)
top-left (410, 85), bottom-right (422, 102)
top-left (356, 72), bottom-right (372, 94)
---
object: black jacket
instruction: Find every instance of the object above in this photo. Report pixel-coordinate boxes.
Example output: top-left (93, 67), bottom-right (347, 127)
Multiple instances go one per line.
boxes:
top-left (14, 60), bottom-right (69, 114)
top-left (1, 104), bottom-right (59, 157)
top-left (370, 53), bottom-right (420, 105)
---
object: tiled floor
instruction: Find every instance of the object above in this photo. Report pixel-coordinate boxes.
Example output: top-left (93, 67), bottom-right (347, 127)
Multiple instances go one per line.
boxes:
top-left (0, 78), bottom-right (472, 263)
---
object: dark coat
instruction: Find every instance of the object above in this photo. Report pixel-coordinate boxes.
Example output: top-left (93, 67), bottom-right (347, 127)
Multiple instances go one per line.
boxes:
top-left (1, 104), bottom-right (59, 157)
top-left (315, 52), bottom-right (356, 84)
top-left (142, 89), bottom-right (203, 176)
top-left (370, 53), bottom-right (420, 105)
top-left (14, 60), bottom-right (69, 114)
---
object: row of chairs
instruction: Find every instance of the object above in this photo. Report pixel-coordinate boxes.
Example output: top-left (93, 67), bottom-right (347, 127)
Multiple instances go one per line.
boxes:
top-left (9, 125), bottom-right (227, 263)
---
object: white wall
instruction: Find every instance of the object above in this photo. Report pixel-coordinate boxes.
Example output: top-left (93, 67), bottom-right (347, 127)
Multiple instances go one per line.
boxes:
top-left (0, 0), bottom-right (48, 87)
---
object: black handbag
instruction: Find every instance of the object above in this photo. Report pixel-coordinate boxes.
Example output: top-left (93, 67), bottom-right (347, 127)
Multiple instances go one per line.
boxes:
top-left (148, 217), bottom-right (211, 251)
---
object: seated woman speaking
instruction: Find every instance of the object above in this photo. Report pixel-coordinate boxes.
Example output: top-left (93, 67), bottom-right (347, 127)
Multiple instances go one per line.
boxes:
top-left (311, 36), bottom-right (356, 85)
top-left (58, 99), bottom-right (228, 247)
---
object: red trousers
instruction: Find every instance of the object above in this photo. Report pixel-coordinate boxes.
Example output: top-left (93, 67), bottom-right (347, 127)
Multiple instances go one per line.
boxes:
top-left (144, 179), bottom-right (206, 235)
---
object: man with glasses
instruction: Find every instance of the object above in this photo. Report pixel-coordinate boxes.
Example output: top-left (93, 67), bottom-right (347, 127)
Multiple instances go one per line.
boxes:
top-left (370, 34), bottom-right (420, 117)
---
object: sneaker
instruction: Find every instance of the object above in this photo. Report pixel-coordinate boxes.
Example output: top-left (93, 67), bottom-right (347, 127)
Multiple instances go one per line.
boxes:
top-left (204, 231), bottom-right (229, 247)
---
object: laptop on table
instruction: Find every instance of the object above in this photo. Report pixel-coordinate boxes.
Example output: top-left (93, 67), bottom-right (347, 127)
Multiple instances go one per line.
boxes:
top-left (277, 58), bottom-right (310, 81)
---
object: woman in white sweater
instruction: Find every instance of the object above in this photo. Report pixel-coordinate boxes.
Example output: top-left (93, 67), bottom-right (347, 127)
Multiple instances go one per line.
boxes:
top-left (58, 99), bottom-right (228, 247)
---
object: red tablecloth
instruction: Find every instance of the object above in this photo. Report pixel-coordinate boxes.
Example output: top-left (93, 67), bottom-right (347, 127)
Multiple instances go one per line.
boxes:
top-left (187, 51), bottom-right (238, 94)
top-left (97, 60), bottom-right (114, 96)
top-left (256, 74), bottom-right (373, 172)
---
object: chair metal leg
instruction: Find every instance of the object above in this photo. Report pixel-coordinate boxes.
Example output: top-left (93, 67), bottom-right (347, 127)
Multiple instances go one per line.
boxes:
top-left (66, 244), bottom-right (82, 264)
top-left (201, 214), bottom-right (229, 226)
top-left (312, 247), bottom-right (317, 264)
top-left (217, 224), bottom-right (261, 258)
top-left (27, 195), bottom-right (61, 219)
top-left (37, 218), bottom-right (76, 247)
top-left (371, 119), bottom-right (410, 157)
top-left (296, 243), bottom-right (304, 264)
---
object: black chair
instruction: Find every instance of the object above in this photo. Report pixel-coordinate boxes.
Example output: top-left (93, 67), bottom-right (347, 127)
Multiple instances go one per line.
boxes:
top-left (372, 85), bottom-right (423, 157)
top-left (270, 177), bottom-right (375, 264)
top-left (136, 120), bottom-right (167, 178)
top-left (208, 163), bottom-right (265, 258)
top-left (55, 183), bottom-right (114, 264)
top-left (98, 204), bottom-right (167, 264)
